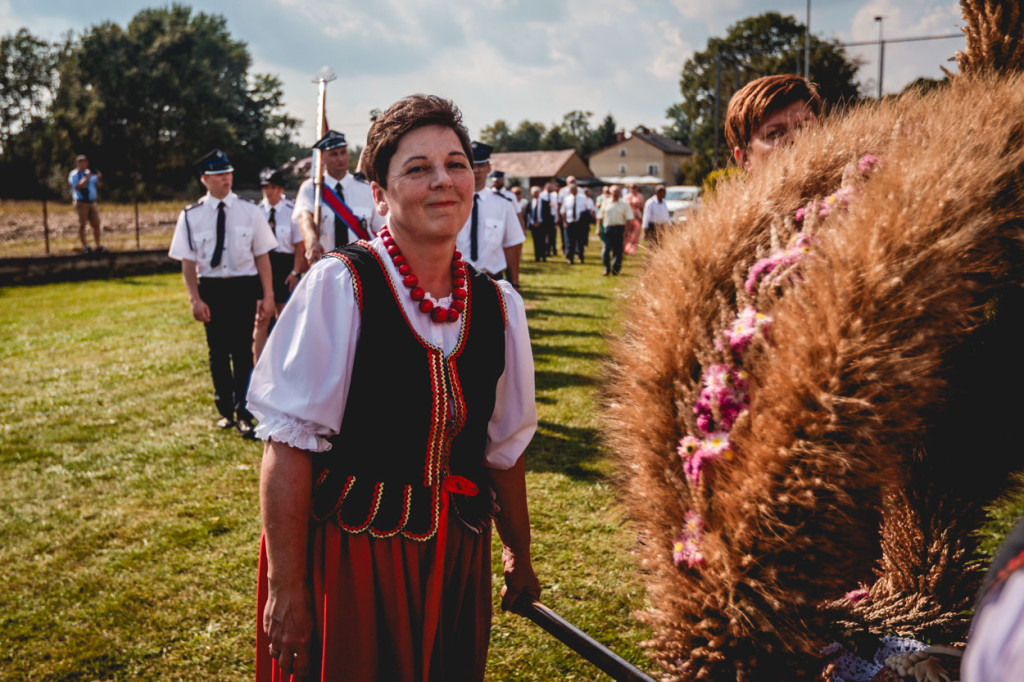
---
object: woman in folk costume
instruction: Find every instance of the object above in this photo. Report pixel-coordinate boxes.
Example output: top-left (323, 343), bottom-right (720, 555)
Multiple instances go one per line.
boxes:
top-left (248, 94), bottom-right (541, 682)
top-left (602, 1), bottom-right (1024, 679)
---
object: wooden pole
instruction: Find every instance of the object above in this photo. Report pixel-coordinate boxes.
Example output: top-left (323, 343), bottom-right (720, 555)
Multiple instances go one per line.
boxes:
top-left (42, 199), bottom-right (50, 255)
top-left (516, 599), bottom-right (656, 682)
top-left (311, 66), bottom-right (336, 254)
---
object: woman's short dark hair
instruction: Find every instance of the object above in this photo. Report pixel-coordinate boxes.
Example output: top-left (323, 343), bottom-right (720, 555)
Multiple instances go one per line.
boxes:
top-left (362, 95), bottom-right (473, 189)
top-left (725, 75), bottom-right (822, 152)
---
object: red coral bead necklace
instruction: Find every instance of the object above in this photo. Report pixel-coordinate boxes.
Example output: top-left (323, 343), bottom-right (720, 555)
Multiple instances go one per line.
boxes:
top-left (380, 226), bottom-right (468, 323)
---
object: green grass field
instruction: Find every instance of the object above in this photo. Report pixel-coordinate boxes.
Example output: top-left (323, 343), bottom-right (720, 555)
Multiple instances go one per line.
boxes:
top-left (2, 237), bottom-right (1022, 681)
top-left (0, 239), bottom-right (655, 680)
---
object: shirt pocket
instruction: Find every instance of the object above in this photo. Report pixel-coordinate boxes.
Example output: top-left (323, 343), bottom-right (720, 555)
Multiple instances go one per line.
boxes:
top-left (195, 234), bottom-right (213, 264)
top-left (486, 218), bottom-right (502, 231)
top-left (228, 226), bottom-right (253, 270)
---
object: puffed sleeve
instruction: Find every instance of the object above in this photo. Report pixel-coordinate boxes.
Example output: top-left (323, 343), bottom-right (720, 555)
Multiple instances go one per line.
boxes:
top-left (484, 281), bottom-right (538, 469)
top-left (247, 257), bottom-right (360, 451)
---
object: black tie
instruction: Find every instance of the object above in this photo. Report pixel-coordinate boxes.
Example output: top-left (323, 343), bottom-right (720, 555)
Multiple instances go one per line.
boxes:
top-left (268, 206), bottom-right (276, 230)
top-left (335, 182), bottom-right (347, 246)
top-left (211, 201), bottom-right (226, 267)
top-left (470, 194), bottom-right (480, 261)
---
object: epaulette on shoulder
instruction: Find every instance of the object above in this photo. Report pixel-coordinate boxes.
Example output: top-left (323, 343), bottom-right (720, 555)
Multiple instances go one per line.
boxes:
top-left (492, 190), bottom-right (514, 203)
top-left (283, 198), bottom-right (295, 207)
top-left (184, 202), bottom-right (202, 212)
top-left (242, 197), bottom-right (258, 205)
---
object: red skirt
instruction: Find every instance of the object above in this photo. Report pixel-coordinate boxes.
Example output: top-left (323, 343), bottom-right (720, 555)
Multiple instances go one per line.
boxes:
top-left (256, 514), bottom-right (492, 682)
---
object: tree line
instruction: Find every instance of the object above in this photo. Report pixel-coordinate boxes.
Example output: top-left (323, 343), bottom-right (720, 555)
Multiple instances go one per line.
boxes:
top-left (479, 110), bottom-right (619, 160)
top-left (480, 13), bottom-right (873, 185)
top-left (3, 8), bottom-right (942, 198)
top-left (0, 4), bottom-right (302, 200)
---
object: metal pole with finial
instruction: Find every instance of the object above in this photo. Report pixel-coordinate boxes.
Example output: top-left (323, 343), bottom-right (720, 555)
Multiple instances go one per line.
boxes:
top-left (311, 66), bottom-right (337, 260)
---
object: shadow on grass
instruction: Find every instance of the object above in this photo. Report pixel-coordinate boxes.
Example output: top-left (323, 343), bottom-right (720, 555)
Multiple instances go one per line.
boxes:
top-left (521, 288), bottom-right (608, 302)
top-left (528, 328), bottom-right (602, 339)
top-left (531, 344), bottom-right (604, 362)
top-left (533, 369), bottom-right (595, 390)
top-left (527, 309), bottom-right (601, 320)
top-left (526, 420), bottom-right (607, 482)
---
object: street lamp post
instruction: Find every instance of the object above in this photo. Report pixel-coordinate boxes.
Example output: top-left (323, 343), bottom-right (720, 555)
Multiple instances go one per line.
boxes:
top-left (805, 0), bottom-right (811, 80)
top-left (875, 15), bottom-right (885, 99)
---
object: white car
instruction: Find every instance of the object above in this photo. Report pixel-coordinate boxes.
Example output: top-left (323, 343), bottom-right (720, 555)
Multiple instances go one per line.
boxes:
top-left (665, 185), bottom-right (701, 219)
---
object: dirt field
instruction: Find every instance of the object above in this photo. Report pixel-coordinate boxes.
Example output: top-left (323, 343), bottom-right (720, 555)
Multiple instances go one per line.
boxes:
top-left (1, 200), bottom-right (183, 257)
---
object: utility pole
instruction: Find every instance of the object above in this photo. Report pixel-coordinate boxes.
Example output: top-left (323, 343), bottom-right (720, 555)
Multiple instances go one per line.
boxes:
top-left (804, 0), bottom-right (811, 80)
top-left (875, 16), bottom-right (885, 99)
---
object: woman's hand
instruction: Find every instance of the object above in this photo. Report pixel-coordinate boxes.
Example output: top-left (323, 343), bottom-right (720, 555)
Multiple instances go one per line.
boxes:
top-left (500, 546), bottom-right (541, 613)
top-left (491, 456), bottom-right (541, 613)
top-left (263, 581), bottom-right (314, 679)
top-left (260, 440), bottom-right (314, 678)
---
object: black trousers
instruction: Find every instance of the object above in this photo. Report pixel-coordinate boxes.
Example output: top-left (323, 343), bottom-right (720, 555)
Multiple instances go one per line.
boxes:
top-left (529, 224), bottom-right (547, 261)
top-left (567, 220), bottom-right (588, 262)
top-left (198, 276), bottom-right (262, 421)
top-left (545, 220), bottom-right (558, 256)
top-left (602, 224), bottom-right (625, 274)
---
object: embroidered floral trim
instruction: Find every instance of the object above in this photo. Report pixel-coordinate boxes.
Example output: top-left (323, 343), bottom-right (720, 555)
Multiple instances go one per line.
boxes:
top-left (672, 153), bottom-right (882, 570)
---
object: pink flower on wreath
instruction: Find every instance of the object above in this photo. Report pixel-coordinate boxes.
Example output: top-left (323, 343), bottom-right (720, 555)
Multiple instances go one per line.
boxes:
top-left (703, 431), bottom-right (735, 462)
top-left (845, 588), bottom-right (870, 604)
top-left (678, 430), bottom-right (737, 483)
top-left (677, 435), bottom-right (710, 483)
top-left (694, 365), bottom-right (750, 432)
top-left (673, 510), bottom-right (707, 568)
top-left (858, 153), bottom-right (880, 174)
top-left (677, 435), bottom-right (701, 460)
top-left (684, 509), bottom-right (704, 535)
top-left (672, 535), bottom-right (705, 568)
top-left (794, 206), bottom-right (807, 223)
top-left (727, 306), bottom-right (772, 353)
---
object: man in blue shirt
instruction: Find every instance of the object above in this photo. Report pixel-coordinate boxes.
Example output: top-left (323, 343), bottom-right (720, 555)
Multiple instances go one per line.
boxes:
top-left (67, 155), bottom-right (105, 253)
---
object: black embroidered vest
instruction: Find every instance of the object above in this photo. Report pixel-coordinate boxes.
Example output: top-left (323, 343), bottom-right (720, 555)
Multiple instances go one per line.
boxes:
top-left (311, 243), bottom-right (507, 540)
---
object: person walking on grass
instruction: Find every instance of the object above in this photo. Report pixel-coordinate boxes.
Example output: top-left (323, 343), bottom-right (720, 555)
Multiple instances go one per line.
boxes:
top-left (168, 149), bottom-right (277, 439)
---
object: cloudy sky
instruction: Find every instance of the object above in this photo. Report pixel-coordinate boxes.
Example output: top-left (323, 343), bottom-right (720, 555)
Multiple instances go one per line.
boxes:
top-left (3, 0), bottom-right (965, 147)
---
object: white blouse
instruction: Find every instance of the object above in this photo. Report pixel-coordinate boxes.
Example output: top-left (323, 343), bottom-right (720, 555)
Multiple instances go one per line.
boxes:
top-left (247, 238), bottom-right (537, 470)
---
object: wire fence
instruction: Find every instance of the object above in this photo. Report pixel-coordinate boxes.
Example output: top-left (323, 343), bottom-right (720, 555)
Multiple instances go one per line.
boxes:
top-left (1, 189), bottom-right (265, 258)
top-left (0, 199), bottom-right (180, 257)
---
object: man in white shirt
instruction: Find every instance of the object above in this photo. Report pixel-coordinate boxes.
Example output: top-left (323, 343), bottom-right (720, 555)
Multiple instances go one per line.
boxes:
top-left (526, 186), bottom-right (548, 262)
top-left (456, 142), bottom-right (525, 288)
top-left (254, 167), bottom-right (304, 361)
top-left (597, 185), bottom-right (633, 276)
top-left (559, 179), bottom-right (595, 264)
top-left (294, 130), bottom-right (385, 263)
top-left (168, 149), bottom-right (278, 437)
top-left (642, 184), bottom-right (672, 243)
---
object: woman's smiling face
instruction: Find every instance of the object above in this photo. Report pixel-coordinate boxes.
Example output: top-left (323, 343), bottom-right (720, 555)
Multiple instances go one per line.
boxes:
top-left (373, 124), bottom-right (475, 246)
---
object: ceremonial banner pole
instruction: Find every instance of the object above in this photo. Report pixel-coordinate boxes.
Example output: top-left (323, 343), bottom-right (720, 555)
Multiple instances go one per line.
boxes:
top-left (515, 598), bottom-right (656, 682)
top-left (311, 66), bottom-right (337, 249)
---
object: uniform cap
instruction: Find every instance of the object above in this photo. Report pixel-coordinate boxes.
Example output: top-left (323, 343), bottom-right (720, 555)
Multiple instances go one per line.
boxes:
top-left (259, 167), bottom-right (286, 187)
top-left (471, 141), bottom-right (493, 165)
top-left (313, 130), bottom-right (347, 151)
top-left (488, 170), bottom-right (505, 179)
top-left (195, 149), bottom-right (234, 176)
